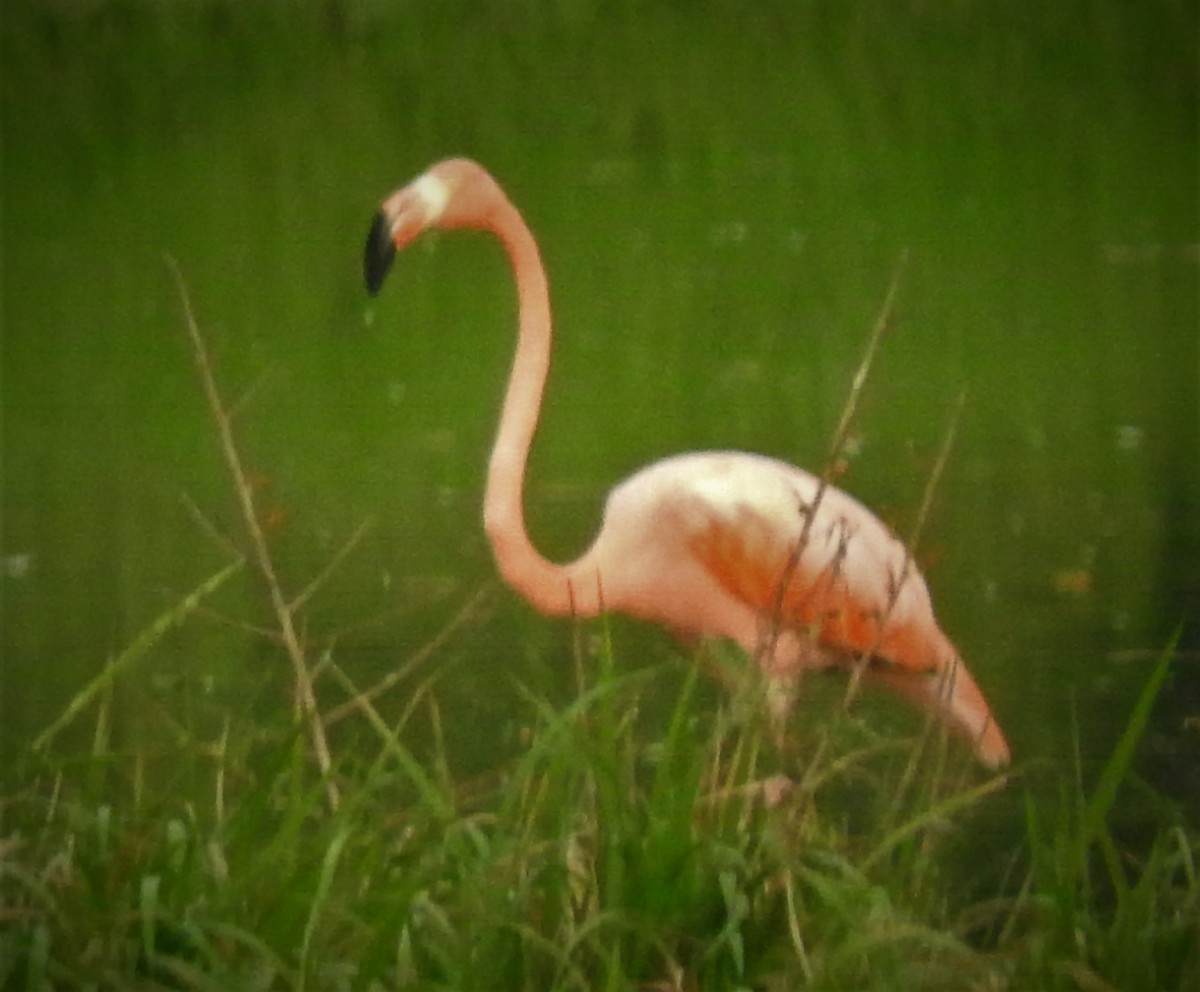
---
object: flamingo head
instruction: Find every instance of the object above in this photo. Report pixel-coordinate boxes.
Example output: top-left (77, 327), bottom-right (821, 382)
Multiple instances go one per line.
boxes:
top-left (364, 158), bottom-right (502, 295)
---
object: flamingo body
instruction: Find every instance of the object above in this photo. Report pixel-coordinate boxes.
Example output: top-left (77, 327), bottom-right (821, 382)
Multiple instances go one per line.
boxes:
top-left (365, 158), bottom-right (1009, 769)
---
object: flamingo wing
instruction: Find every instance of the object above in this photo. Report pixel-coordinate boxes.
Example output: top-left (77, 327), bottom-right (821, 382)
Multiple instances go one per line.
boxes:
top-left (643, 451), bottom-right (1009, 767)
top-left (660, 451), bottom-right (950, 674)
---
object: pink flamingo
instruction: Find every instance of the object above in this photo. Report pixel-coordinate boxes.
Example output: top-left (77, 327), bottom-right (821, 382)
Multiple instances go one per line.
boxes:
top-left (364, 158), bottom-right (1009, 768)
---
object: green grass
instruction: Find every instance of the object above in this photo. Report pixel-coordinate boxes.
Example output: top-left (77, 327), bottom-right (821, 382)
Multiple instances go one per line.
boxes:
top-left (1013, 632), bottom-right (1198, 992)
top-left (2, 603), bottom-right (1195, 989)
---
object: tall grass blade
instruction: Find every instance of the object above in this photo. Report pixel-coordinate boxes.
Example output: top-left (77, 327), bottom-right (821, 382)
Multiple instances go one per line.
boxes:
top-left (324, 661), bottom-right (453, 819)
top-left (31, 558), bottom-right (243, 752)
top-left (298, 827), bottom-right (351, 991)
top-left (863, 772), bottom-right (1010, 872)
top-left (1082, 629), bottom-right (1178, 845)
top-left (140, 873), bottom-right (161, 966)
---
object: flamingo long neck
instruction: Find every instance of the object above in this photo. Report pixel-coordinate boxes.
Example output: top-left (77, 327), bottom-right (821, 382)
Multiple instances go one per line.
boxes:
top-left (482, 198), bottom-right (601, 618)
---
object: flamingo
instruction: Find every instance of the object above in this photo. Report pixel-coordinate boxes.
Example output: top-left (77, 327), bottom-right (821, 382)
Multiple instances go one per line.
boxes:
top-left (363, 158), bottom-right (1010, 769)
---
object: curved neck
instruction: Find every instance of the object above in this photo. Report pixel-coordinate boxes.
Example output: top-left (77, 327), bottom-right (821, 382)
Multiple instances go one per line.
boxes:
top-left (481, 199), bottom-right (600, 617)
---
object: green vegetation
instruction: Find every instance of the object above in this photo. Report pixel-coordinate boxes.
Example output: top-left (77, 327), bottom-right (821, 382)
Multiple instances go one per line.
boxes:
top-left (2, 605), bottom-right (1195, 989)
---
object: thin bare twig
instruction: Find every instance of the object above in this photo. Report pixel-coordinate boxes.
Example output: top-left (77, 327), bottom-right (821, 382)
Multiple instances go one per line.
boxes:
top-left (843, 386), bottom-right (967, 711)
top-left (324, 659), bottom-right (454, 818)
top-left (869, 389), bottom-right (975, 823)
top-left (322, 584), bottom-right (493, 727)
top-left (761, 251), bottom-right (910, 665)
top-left (179, 491), bottom-right (241, 560)
top-left (290, 515), bottom-right (378, 614)
top-left (824, 250), bottom-right (910, 469)
top-left (226, 367), bottom-right (279, 423)
top-left (167, 256), bottom-right (340, 812)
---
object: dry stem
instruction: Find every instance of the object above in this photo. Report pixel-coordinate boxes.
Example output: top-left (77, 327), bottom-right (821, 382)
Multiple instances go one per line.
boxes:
top-left (762, 250), bottom-right (909, 663)
top-left (842, 386), bottom-right (967, 712)
top-left (322, 584), bottom-right (493, 727)
top-left (167, 257), bottom-right (339, 812)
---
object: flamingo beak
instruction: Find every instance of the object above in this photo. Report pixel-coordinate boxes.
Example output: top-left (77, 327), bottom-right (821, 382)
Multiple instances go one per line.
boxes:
top-left (364, 209), bottom-right (397, 296)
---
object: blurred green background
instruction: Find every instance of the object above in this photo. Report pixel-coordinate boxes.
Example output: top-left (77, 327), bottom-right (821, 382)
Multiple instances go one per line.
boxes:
top-left (2, 0), bottom-right (1196, 798)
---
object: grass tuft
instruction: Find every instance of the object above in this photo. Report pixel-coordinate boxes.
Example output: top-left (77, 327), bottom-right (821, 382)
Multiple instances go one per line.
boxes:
top-left (1010, 632), bottom-right (1197, 991)
top-left (3, 625), bottom-right (1195, 989)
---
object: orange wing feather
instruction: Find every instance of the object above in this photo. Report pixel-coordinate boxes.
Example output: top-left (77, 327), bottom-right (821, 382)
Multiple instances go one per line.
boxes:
top-left (665, 453), bottom-right (1009, 767)
top-left (677, 454), bottom-right (950, 674)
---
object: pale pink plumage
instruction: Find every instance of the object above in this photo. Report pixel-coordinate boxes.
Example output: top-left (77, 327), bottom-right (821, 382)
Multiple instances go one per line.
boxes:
top-left (365, 158), bottom-right (1009, 769)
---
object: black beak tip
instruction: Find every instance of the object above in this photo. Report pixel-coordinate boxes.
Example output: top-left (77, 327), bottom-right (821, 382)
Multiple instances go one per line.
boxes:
top-left (364, 210), bottom-right (396, 296)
